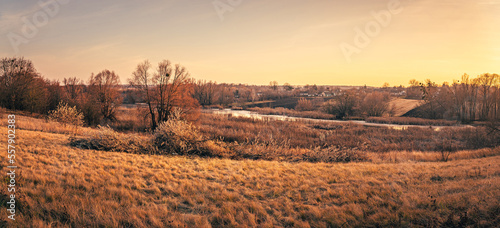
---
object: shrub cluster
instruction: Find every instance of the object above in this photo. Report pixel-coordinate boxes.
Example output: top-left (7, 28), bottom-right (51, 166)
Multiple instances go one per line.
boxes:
top-left (70, 126), bottom-right (154, 154)
top-left (48, 102), bottom-right (84, 126)
top-left (70, 117), bottom-right (368, 163)
top-left (153, 118), bottom-right (202, 154)
top-left (70, 114), bottom-right (498, 163)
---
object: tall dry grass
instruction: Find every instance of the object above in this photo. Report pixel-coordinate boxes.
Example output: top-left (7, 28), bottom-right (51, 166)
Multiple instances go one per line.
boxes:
top-left (197, 113), bottom-right (499, 153)
top-left (109, 106), bottom-right (149, 132)
top-left (67, 113), bottom-right (499, 164)
top-left (1, 126), bottom-right (499, 227)
top-left (248, 107), bottom-right (335, 120)
top-left (366, 116), bottom-right (458, 126)
top-left (0, 112), bottom-right (83, 135)
top-left (70, 126), bottom-right (155, 154)
top-left (69, 117), bottom-right (367, 163)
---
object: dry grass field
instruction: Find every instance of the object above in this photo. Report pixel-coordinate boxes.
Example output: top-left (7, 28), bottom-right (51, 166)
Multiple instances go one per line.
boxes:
top-left (365, 116), bottom-right (458, 126)
top-left (1, 112), bottom-right (500, 227)
top-left (197, 114), bottom-right (497, 155)
top-left (388, 99), bottom-right (423, 117)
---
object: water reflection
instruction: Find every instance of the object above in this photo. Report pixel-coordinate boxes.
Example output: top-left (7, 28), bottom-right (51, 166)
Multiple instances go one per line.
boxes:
top-left (205, 109), bottom-right (467, 131)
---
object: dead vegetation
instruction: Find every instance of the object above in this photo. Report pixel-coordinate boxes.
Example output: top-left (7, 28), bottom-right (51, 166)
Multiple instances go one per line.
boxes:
top-left (1, 125), bottom-right (499, 227)
top-left (248, 107), bottom-right (335, 120)
top-left (1, 110), bottom-right (499, 227)
top-left (64, 112), bottom-right (500, 164)
top-left (366, 116), bottom-right (458, 126)
top-left (69, 126), bottom-right (155, 154)
top-left (197, 114), bottom-right (499, 154)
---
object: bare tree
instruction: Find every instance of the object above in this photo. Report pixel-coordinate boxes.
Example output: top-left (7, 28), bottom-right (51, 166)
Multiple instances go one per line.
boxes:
top-left (130, 60), bottom-right (197, 129)
top-left (0, 57), bottom-right (48, 113)
top-left (407, 79), bottom-right (422, 99)
top-left (283, 82), bottom-right (293, 91)
top-left (192, 79), bottom-right (216, 106)
top-left (88, 70), bottom-right (122, 122)
top-left (216, 84), bottom-right (234, 107)
top-left (130, 60), bottom-right (157, 129)
top-left (270, 81), bottom-right (278, 91)
top-left (322, 90), bottom-right (357, 119)
top-left (476, 73), bottom-right (499, 120)
top-left (360, 92), bottom-right (390, 117)
top-left (63, 77), bottom-right (85, 104)
top-left (448, 74), bottom-right (479, 123)
top-left (154, 60), bottom-right (192, 123)
top-left (420, 79), bottom-right (446, 119)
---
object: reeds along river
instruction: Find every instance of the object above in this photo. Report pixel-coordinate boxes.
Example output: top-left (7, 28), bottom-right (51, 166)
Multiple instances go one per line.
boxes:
top-left (203, 109), bottom-right (473, 131)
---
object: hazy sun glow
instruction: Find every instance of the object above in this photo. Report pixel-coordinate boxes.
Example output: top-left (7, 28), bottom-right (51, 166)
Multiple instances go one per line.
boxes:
top-left (1, 0), bottom-right (499, 86)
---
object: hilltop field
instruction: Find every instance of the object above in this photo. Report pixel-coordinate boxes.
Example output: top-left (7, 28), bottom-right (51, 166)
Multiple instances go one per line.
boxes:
top-left (1, 112), bottom-right (499, 227)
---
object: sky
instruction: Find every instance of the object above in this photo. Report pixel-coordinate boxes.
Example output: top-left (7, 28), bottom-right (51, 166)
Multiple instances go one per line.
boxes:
top-left (0, 0), bottom-right (499, 86)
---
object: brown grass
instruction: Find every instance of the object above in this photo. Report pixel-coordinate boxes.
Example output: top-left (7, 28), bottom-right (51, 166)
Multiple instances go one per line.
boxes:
top-left (69, 126), bottom-right (155, 154)
top-left (109, 106), bottom-right (149, 132)
top-left (69, 117), bottom-right (368, 163)
top-left (366, 116), bottom-right (458, 126)
top-left (247, 107), bottom-right (335, 120)
top-left (197, 114), bottom-right (498, 153)
top-left (1, 125), bottom-right (499, 227)
top-left (388, 98), bottom-right (423, 117)
top-left (0, 112), bottom-right (83, 135)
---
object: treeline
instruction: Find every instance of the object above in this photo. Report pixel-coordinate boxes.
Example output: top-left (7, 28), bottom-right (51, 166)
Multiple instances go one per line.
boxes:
top-left (316, 74), bottom-right (500, 122)
top-left (407, 74), bottom-right (500, 123)
top-left (0, 57), bottom-right (198, 129)
top-left (2, 56), bottom-right (498, 127)
top-left (0, 57), bottom-right (125, 125)
top-left (191, 80), bottom-right (294, 107)
top-left (321, 91), bottom-right (392, 119)
top-left (0, 57), bottom-right (61, 114)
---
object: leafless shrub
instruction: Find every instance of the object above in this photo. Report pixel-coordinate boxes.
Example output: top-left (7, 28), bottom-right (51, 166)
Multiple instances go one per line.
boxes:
top-left (308, 147), bottom-right (367, 163)
top-left (360, 92), bottom-right (390, 117)
top-left (295, 98), bottom-right (314, 111)
top-left (153, 117), bottom-right (204, 155)
top-left (70, 126), bottom-right (154, 154)
top-left (48, 102), bottom-right (84, 127)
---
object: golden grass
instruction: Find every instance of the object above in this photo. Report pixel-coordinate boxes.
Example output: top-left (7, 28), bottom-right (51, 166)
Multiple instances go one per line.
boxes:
top-left (366, 116), bottom-right (458, 126)
top-left (1, 124), bottom-right (499, 227)
top-left (367, 148), bottom-right (500, 163)
top-left (197, 114), bottom-right (498, 153)
top-left (247, 107), bottom-right (336, 120)
top-left (110, 106), bottom-right (149, 132)
top-left (0, 113), bottom-right (83, 135)
top-left (388, 98), bottom-right (423, 117)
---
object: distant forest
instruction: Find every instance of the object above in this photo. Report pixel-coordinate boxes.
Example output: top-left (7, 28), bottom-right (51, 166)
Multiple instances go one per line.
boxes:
top-left (1, 57), bottom-right (499, 128)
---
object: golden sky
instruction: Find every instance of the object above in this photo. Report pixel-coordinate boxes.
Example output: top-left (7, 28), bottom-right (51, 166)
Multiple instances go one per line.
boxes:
top-left (1, 0), bottom-right (499, 86)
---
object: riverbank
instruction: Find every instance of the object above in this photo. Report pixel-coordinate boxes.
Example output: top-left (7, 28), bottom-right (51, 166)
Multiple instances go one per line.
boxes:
top-left (203, 109), bottom-right (472, 131)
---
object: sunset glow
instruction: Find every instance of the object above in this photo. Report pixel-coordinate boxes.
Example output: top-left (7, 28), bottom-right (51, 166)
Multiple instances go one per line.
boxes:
top-left (1, 0), bottom-right (499, 86)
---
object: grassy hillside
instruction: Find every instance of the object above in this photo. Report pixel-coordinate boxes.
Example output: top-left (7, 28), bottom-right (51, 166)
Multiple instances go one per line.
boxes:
top-left (388, 99), bottom-right (423, 117)
top-left (1, 120), bottom-right (499, 227)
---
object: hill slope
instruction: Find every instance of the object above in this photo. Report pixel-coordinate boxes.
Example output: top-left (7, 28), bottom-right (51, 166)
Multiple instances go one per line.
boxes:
top-left (389, 98), bottom-right (423, 117)
top-left (1, 125), bottom-right (499, 227)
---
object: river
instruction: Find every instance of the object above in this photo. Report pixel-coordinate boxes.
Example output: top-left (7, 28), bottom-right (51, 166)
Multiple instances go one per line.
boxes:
top-left (203, 109), bottom-right (472, 131)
